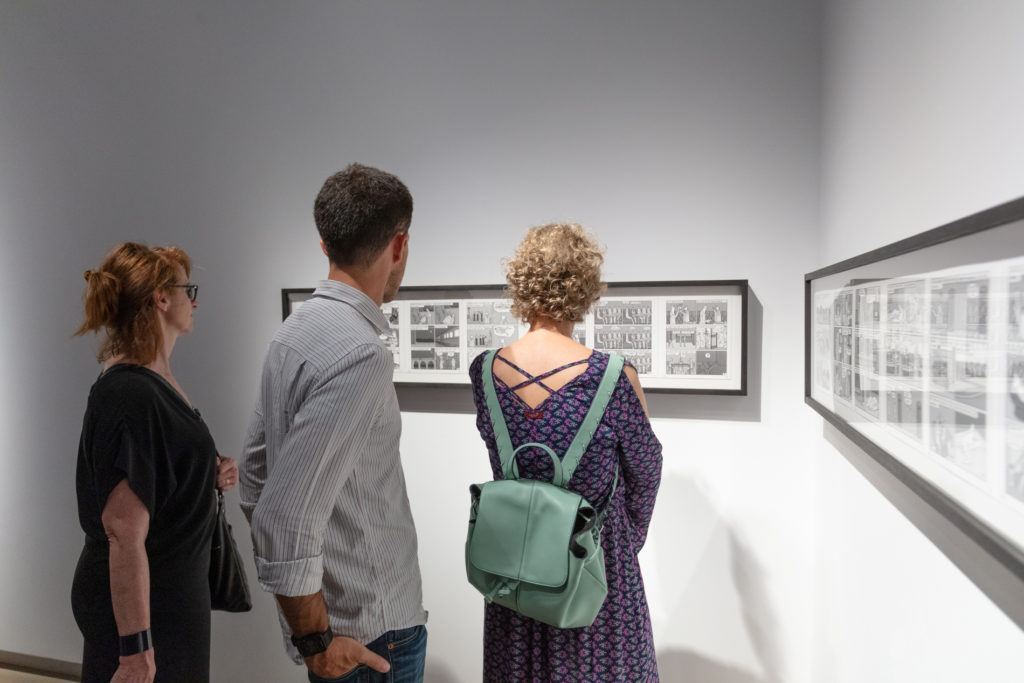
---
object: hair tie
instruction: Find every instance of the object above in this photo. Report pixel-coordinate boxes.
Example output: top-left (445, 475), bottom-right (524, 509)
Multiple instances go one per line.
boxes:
top-left (83, 270), bottom-right (93, 282)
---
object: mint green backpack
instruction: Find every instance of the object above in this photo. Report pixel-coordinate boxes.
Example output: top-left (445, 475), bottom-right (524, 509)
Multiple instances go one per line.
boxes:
top-left (465, 350), bottom-right (624, 628)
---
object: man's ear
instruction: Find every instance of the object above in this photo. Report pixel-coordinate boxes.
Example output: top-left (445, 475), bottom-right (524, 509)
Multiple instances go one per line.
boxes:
top-left (391, 232), bottom-right (408, 263)
top-left (320, 239), bottom-right (329, 257)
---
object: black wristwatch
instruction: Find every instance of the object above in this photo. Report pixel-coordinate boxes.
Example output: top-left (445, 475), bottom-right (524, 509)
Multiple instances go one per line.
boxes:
top-left (291, 628), bottom-right (334, 657)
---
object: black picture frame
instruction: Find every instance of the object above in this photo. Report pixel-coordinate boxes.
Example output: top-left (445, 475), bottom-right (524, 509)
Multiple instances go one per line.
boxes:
top-left (283, 280), bottom-right (748, 394)
top-left (805, 196), bottom-right (1024, 581)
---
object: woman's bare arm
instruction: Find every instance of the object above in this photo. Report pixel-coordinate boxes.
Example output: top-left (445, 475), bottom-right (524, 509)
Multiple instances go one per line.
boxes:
top-left (102, 479), bottom-right (156, 682)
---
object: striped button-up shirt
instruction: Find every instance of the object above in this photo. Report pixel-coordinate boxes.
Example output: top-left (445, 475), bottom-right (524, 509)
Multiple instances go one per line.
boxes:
top-left (240, 280), bottom-right (426, 659)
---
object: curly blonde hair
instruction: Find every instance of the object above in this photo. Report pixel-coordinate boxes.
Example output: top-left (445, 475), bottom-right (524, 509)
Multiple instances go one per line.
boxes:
top-left (504, 223), bottom-right (605, 324)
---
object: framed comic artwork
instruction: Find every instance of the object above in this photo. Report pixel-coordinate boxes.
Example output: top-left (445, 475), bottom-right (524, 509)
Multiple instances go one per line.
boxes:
top-left (805, 196), bottom-right (1024, 580)
top-left (283, 280), bottom-right (748, 394)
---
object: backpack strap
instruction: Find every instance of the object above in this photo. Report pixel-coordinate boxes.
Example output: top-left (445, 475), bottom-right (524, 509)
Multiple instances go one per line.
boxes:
top-left (483, 350), bottom-right (624, 491)
top-left (559, 353), bottom-right (624, 483)
top-left (482, 349), bottom-right (517, 477)
top-left (565, 353), bottom-right (624, 527)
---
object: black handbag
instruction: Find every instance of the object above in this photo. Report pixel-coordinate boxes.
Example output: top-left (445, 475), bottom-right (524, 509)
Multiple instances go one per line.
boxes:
top-left (209, 489), bottom-right (253, 612)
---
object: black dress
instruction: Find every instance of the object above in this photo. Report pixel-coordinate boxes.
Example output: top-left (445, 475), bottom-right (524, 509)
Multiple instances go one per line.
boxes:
top-left (72, 365), bottom-right (217, 683)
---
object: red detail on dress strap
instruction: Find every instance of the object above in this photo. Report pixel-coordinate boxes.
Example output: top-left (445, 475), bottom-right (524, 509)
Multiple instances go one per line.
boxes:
top-left (524, 409), bottom-right (544, 420)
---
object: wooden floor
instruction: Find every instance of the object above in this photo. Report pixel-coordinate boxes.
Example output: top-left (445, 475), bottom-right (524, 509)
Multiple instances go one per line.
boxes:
top-left (0, 671), bottom-right (67, 683)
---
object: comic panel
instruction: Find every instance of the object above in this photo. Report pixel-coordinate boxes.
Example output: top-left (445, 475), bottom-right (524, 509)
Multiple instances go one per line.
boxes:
top-left (884, 330), bottom-right (924, 378)
top-left (408, 301), bottom-right (461, 371)
top-left (929, 399), bottom-right (987, 481)
top-left (595, 325), bottom-right (652, 352)
top-left (621, 352), bottom-right (653, 375)
top-left (833, 290), bottom-right (853, 327)
top-left (596, 300), bottom-right (653, 325)
top-left (666, 299), bottom-right (727, 325)
top-left (885, 389), bottom-right (924, 440)
top-left (833, 327), bottom-right (853, 365)
top-left (814, 292), bottom-right (833, 326)
top-left (410, 348), bottom-right (459, 371)
top-left (434, 349), bottom-right (460, 371)
top-left (696, 349), bottom-right (727, 376)
top-left (856, 286), bottom-right (881, 328)
top-left (467, 301), bottom-right (517, 325)
top-left (379, 302), bottom-right (400, 368)
top-left (854, 371), bottom-right (880, 417)
top-left (886, 280), bottom-right (925, 327)
top-left (930, 276), bottom-right (988, 339)
top-left (594, 301), bottom-right (654, 374)
top-left (833, 361), bottom-right (852, 402)
top-left (1007, 357), bottom-right (1024, 503)
top-left (381, 302), bottom-right (400, 327)
top-left (855, 331), bottom-right (881, 376)
top-left (667, 349), bottom-right (698, 376)
top-left (571, 324), bottom-right (586, 346)
top-left (468, 324), bottom-right (518, 349)
top-left (1008, 268), bottom-right (1024, 503)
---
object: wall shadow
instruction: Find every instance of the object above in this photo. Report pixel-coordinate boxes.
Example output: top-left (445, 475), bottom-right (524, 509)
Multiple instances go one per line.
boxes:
top-left (396, 383), bottom-right (475, 414)
top-left (424, 659), bottom-right (461, 683)
top-left (728, 526), bottom-right (783, 683)
top-left (398, 287), bottom-right (764, 421)
top-left (823, 422), bottom-right (1024, 632)
top-left (652, 473), bottom-right (782, 683)
top-left (657, 649), bottom-right (766, 683)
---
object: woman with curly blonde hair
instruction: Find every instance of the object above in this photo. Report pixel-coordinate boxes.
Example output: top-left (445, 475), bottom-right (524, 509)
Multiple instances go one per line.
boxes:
top-left (469, 223), bottom-right (663, 681)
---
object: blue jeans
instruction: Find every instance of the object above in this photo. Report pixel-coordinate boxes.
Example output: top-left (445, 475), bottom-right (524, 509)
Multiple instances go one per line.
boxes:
top-left (307, 626), bottom-right (427, 683)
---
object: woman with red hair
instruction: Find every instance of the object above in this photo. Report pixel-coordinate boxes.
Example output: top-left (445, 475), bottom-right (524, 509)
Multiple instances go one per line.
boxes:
top-left (72, 242), bottom-right (237, 683)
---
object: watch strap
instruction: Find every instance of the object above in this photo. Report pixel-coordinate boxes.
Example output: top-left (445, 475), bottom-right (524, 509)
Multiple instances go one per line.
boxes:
top-left (291, 628), bottom-right (334, 657)
top-left (119, 628), bottom-right (153, 656)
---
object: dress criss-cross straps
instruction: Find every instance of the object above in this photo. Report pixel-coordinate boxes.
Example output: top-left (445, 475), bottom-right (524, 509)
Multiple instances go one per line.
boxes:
top-left (492, 352), bottom-right (593, 418)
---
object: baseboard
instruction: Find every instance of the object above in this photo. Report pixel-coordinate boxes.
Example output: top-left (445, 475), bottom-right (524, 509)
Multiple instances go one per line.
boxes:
top-left (0, 651), bottom-right (80, 681)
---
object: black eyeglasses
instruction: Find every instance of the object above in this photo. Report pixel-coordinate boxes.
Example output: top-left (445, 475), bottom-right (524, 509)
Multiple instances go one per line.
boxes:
top-left (170, 284), bottom-right (199, 302)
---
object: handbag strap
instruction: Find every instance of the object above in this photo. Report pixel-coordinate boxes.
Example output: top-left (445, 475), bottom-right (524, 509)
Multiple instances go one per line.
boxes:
top-left (483, 350), bottom-right (624, 487)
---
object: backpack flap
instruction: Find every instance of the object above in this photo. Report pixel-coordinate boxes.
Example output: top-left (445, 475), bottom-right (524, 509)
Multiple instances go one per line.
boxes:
top-left (468, 479), bottom-right (589, 588)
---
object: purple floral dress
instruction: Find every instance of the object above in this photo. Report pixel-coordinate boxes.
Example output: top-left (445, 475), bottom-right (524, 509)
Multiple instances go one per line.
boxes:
top-left (470, 350), bottom-right (663, 682)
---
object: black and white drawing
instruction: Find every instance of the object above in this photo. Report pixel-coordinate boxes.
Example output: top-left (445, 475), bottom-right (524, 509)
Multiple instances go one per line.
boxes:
top-left (886, 389), bottom-right (924, 440)
top-left (856, 286), bottom-right (881, 327)
top-left (288, 281), bottom-right (746, 392)
top-left (571, 324), bottom-right (586, 346)
top-left (1007, 269), bottom-right (1024, 503)
top-left (596, 300), bottom-right (653, 325)
top-left (469, 324), bottom-right (518, 349)
top-left (805, 195), bottom-right (1024, 586)
top-left (468, 301), bottom-right (519, 351)
top-left (667, 299), bottom-right (727, 325)
top-left (929, 398), bottom-right (988, 481)
top-left (467, 301), bottom-right (517, 325)
top-left (407, 302), bottom-right (461, 371)
top-left (854, 371), bottom-right (880, 417)
top-left (665, 297), bottom-right (731, 377)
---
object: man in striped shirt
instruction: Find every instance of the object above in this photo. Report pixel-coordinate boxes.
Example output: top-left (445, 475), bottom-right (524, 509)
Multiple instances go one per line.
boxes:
top-left (240, 164), bottom-right (427, 682)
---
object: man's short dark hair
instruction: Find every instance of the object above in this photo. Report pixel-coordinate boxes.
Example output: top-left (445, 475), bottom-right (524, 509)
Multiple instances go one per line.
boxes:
top-left (314, 164), bottom-right (413, 268)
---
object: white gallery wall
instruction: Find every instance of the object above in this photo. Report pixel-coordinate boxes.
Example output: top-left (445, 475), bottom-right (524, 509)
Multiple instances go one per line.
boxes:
top-left (5, 1), bottom-right (1022, 682)
top-left (0, 2), bottom-right (821, 681)
top-left (814, 1), bottom-right (1024, 682)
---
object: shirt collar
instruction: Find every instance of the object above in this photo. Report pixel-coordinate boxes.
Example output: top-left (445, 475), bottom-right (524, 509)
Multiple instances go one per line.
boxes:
top-left (311, 280), bottom-right (389, 334)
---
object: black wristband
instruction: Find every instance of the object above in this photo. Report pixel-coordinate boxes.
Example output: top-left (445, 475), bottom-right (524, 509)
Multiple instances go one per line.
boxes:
top-left (119, 628), bottom-right (153, 656)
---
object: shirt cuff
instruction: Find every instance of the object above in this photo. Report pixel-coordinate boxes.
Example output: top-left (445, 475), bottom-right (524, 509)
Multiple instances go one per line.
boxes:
top-left (254, 555), bottom-right (324, 596)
